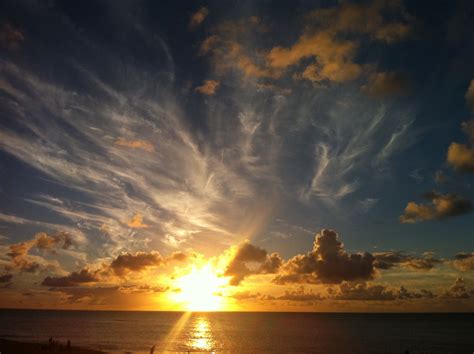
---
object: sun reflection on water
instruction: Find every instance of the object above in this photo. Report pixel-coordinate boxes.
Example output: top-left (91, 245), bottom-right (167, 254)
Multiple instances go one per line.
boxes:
top-left (187, 316), bottom-right (214, 351)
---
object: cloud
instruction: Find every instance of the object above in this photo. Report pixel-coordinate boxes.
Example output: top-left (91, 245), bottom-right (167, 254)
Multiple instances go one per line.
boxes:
top-left (441, 277), bottom-right (471, 299)
top-left (273, 229), bottom-right (375, 285)
top-left (126, 213), bottom-right (149, 229)
top-left (109, 251), bottom-right (163, 276)
top-left (452, 253), bottom-right (474, 271)
top-left (0, 23), bottom-right (24, 49)
top-left (307, 0), bottom-right (413, 44)
top-left (362, 72), bottom-right (411, 98)
top-left (267, 31), bottom-right (361, 83)
top-left (374, 251), bottom-right (442, 271)
top-left (0, 273), bottom-right (13, 283)
top-left (41, 268), bottom-right (99, 287)
top-left (277, 286), bottom-right (324, 302)
top-left (399, 192), bottom-right (473, 223)
top-left (5, 231), bottom-right (73, 272)
top-left (195, 79), bottom-right (220, 96)
top-left (265, 0), bottom-right (412, 83)
top-left (466, 80), bottom-right (474, 111)
top-left (446, 108), bottom-right (474, 172)
top-left (447, 142), bottom-right (474, 173)
top-left (189, 7), bottom-right (209, 29)
top-left (115, 138), bottom-right (155, 152)
top-left (224, 241), bottom-right (283, 285)
top-left (333, 282), bottom-right (397, 301)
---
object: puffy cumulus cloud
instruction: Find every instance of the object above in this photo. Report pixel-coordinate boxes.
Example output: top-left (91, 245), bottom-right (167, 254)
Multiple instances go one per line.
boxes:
top-left (276, 286), bottom-right (324, 302)
top-left (115, 138), bottom-right (155, 152)
top-left (332, 282), bottom-right (434, 301)
top-left (441, 277), bottom-right (472, 299)
top-left (126, 213), bottom-right (149, 229)
top-left (5, 231), bottom-right (73, 272)
top-left (195, 79), bottom-right (220, 96)
top-left (399, 192), bottom-right (473, 223)
top-left (189, 7), bottom-right (209, 29)
top-left (452, 253), bottom-right (474, 271)
top-left (374, 251), bottom-right (442, 271)
top-left (333, 282), bottom-right (397, 301)
top-left (466, 80), bottom-right (474, 112)
top-left (447, 142), bottom-right (474, 173)
top-left (109, 251), bottom-right (163, 276)
top-left (0, 273), bottom-right (13, 283)
top-left (273, 229), bottom-right (375, 285)
top-left (224, 241), bottom-right (283, 285)
top-left (41, 268), bottom-right (99, 287)
top-left (0, 23), bottom-right (24, 49)
top-left (362, 72), bottom-right (411, 98)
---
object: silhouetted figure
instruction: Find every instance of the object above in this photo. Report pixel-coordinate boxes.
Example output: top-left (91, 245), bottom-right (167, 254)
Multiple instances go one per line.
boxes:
top-left (49, 336), bottom-right (53, 345)
top-left (67, 339), bottom-right (71, 350)
top-left (404, 350), bottom-right (410, 354)
top-left (150, 344), bottom-right (156, 354)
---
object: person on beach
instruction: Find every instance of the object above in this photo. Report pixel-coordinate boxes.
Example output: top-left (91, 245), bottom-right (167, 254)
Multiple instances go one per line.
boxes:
top-left (150, 344), bottom-right (156, 354)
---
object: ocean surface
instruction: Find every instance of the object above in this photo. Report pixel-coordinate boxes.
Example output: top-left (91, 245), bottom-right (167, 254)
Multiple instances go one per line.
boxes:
top-left (0, 310), bottom-right (473, 353)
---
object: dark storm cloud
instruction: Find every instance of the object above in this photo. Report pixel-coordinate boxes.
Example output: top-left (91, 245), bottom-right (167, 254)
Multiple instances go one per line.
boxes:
top-left (224, 241), bottom-right (283, 285)
top-left (399, 192), bottom-right (473, 223)
top-left (273, 229), bottom-right (375, 285)
top-left (41, 268), bottom-right (99, 287)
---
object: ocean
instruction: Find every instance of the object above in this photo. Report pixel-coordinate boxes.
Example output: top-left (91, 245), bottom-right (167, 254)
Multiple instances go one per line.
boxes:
top-left (0, 310), bottom-right (473, 353)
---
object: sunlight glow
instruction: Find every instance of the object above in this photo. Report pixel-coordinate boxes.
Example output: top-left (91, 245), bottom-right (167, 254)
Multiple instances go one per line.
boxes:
top-left (173, 265), bottom-right (228, 311)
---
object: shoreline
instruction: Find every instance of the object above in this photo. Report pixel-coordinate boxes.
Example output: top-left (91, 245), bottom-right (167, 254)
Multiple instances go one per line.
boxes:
top-left (0, 338), bottom-right (105, 354)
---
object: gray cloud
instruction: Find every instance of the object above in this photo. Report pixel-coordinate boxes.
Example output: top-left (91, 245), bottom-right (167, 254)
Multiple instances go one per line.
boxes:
top-left (41, 268), bottom-right (99, 287)
top-left (224, 241), bottom-right (283, 285)
top-left (273, 229), bottom-right (375, 285)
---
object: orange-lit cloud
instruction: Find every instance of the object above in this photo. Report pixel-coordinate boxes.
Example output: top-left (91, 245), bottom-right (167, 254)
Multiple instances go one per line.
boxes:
top-left (399, 192), bottom-right (473, 223)
top-left (115, 138), bottom-right (154, 152)
top-left (126, 213), bottom-right (149, 228)
top-left (195, 79), bottom-right (220, 95)
top-left (189, 7), bottom-right (209, 29)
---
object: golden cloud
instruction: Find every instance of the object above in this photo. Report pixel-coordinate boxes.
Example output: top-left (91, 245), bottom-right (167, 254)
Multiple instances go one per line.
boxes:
top-left (126, 213), bottom-right (149, 229)
top-left (115, 138), bottom-right (154, 152)
top-left (195, 79), bottom-right (220, 95)
top-left (189, 7), bottom-right (209, 29)
top-left (400, 192), bottom-right (473, 223)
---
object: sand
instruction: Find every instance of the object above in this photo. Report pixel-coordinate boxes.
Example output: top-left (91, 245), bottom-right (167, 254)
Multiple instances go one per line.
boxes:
top-left (0, 338), bottom-right (105, 354)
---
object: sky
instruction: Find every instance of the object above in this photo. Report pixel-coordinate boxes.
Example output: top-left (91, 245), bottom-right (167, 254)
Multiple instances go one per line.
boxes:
top-left (0, 0), bottom-right (473, 312)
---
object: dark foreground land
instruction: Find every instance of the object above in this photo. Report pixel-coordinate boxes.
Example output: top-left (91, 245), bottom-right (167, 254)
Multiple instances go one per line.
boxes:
top-left (0, 338), bottom-right (104, 354)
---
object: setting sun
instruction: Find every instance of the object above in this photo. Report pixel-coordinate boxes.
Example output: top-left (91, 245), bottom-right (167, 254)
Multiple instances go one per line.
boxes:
top-left (173, 265), bottom-right (229, 311)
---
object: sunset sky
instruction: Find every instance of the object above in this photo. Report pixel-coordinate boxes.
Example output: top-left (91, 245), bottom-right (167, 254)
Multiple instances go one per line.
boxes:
top-left (0, 0), bottom-right (473, 312)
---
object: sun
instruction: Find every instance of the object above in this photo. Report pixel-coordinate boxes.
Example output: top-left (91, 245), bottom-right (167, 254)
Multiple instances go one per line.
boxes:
top-left (173, 264), bottom-right (228, 311)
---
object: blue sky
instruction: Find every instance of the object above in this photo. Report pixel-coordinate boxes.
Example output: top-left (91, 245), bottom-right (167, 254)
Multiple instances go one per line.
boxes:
top-left (0, 0), bottom-right (473, 310)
